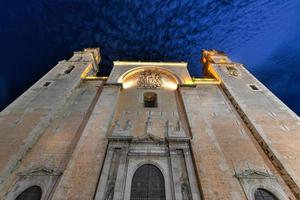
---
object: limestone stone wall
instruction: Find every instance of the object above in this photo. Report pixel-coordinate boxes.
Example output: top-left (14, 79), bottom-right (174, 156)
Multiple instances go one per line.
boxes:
top-left (108, 88), bottom-right (184, 139)
top-left (211, 62), bottom-right (300, 198)
top-left (180, 84), bottom-right (294, 200)
top-left (51, 85), bottom-right (120, 200)
top-left (0, 50), bottom-right (101, 199)
top-left (2, 49), bottom-right (298, 200)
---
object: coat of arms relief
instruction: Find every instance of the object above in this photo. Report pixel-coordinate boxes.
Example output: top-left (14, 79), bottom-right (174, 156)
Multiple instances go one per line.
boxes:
top-left (137, 70), bottom-right (163, 88)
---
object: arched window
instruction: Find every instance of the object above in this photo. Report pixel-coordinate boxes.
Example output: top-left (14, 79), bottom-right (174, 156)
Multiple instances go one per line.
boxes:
top-left (15, 186), bottom-right (42, 200)
top-left (254, 188), bottom-right (277, 200)
top-left (130, 164), bottom-right (165, 200)
top-left (144, 92), bottom-right (157, 108)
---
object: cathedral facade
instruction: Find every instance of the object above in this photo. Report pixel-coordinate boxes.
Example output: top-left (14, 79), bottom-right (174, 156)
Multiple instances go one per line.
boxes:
top-left (0, 48), bottom-right (300, 200)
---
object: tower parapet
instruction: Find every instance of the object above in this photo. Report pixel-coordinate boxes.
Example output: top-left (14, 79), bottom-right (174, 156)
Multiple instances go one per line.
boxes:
top-left (201, 49), bottom-right (243, 80)
top-left (84, 48), bottom-right (101, 64)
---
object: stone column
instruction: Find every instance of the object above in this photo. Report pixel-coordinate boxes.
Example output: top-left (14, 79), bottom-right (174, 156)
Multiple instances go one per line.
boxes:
top-left (183, 148), bottom-right (201, 200)
top-left (170, 148), bottom-right (183, 200)
top-left (113, 145), bottom-right (129, 200)
top-left (94, 146), bottom-right (114, 200)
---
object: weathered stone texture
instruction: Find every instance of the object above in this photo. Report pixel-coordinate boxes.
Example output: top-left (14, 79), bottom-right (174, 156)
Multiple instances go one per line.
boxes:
top-left (1, 49), bottom-right (299, 200)
top-left (51, 86), bottom-right (120, 200)
top-left (180, 84), bottom-right (294, 200)
top-left (0, 51), bottom-right (98, 199)
top-left (212, 63), bottom-right (300, 197)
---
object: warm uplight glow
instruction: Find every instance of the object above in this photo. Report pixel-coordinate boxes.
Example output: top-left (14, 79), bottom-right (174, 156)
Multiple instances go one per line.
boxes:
top-left (192, 78), bottom-right (220, 84)
top-left (80, 63), bottom-right (107, 80)
top-left (122, 80), bottom-right (136, 89)
top-left (80, 64), bottom-right (93, 79)
top-left (219, 58), bottom-right (227, 63)
top-left (162, 80), bottom-right (178, 90)
top-left (122, 76), bottom-right (178, 90)
top-left (119, 66), bottom-right (181, 90)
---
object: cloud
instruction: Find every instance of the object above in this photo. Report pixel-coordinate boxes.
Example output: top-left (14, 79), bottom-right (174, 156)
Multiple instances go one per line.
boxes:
top-left (0, 0), bottom-right (299, 114)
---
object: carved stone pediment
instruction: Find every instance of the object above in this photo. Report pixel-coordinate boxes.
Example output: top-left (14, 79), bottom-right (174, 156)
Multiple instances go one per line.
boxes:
top-left (234, 169), bottom-right (275, 179)
top-left (132, 133), bottom-right (165, 144)
top-left (18, 167), bottom-right (62, 177)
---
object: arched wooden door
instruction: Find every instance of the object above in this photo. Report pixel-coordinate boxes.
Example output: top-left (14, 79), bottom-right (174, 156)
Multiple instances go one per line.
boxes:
top-left (130, 164), bottom-right (166, 200)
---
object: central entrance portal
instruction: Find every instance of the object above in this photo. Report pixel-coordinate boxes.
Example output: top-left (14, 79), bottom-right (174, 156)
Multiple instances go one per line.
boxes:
top-left (130, 164), bottom-right (166, 200)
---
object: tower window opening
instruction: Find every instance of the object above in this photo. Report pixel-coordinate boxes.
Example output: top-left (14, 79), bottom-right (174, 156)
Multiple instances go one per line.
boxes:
top-left (144, 92), bottom-right (157, 108)
top-left (254, 188), bottom-right (277, 200)
top-left (43, 82), bottom-right (51, 87)
top-left (249, 84), bottom-right (259, 91)
top-left (15, 185), bottom-right (42, 200)
top-left (64, 65), bottom-right (75, 74)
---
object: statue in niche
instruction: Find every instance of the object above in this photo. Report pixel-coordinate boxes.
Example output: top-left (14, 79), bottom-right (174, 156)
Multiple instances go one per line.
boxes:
top-left (114, 120), bottom-right (120, 128)
top-left (137, 70), bottom-right (162, 88)
top-left (124, 120), bottom-right (132, 131)
top-left (166, 120), bottom-right (171, 130)
top-left (105, 183), bottom-right (114, 200)
top-left (174, 120), bottom-right (181, 131)
top-left (145, 116), bottom-right (153, 134)
top-left (181, 181), bottom-right (192, 200)
top-left (113, 120), bottom-right (121, 131)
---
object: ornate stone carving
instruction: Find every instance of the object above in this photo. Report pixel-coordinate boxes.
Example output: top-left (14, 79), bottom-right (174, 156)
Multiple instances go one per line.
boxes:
top-left (113, 120), bottom-right (121, 130)
top-left (124, 120), bottom-right (132, 131)
top-left (112, 119), bottom-right (132, 137)
top-left (137, 70), bottom-right (162, 88)
top-left (104, 148), bottom-right (121, 200)
top-left (145, 116), bottom-right (153, 134)
top-left (174, 120), bottom-right (181, 132)
top-left (166, 120), bottom-right (186, 138)
top-left (132, 133), bottom-right (165, 144)
top-left (226, 66), bottom-right (239, 76)
top-left (181, 181), bottom-right (192, 200)
top-left (18, 167), bottom-right (62, 176)
top-left (105, 184), bottom-right (114, 200)
top-left (234, 168), bottom-right (275, 179)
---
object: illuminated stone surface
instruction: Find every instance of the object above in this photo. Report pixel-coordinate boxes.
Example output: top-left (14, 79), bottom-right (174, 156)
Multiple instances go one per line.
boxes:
top-left (0, 48), bottom-right (299, 200)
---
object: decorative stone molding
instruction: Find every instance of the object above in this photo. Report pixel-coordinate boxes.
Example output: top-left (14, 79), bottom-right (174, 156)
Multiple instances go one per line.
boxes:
top-left (6, 167), bottom-right (62, 200)
top-left (226, 66), bottom-right (239, 77)
top-left (111, 119), bottom-right (132, 137)
top-left (18, 167), bottom-right (62, 177)
top-left (234, 168), bottom-right (275, 180)
top-left (132, 133), bottom-right (165, 144)
top-left (234, 168), bottom-right (289, 200)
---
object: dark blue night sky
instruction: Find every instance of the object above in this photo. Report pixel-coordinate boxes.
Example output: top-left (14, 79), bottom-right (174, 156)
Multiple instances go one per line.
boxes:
top-left (0, 0), bottom-right (300, 114)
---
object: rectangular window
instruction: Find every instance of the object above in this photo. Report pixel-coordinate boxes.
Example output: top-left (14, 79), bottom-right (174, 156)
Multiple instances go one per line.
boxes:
top-left (64, 65), bottom-right (75, 74)
top-left (144, 92), bottom-right (157, 108)
top-left (249, 84), bottom-right (259, 91)
top-left (43, 82), bottom-right (51, 87)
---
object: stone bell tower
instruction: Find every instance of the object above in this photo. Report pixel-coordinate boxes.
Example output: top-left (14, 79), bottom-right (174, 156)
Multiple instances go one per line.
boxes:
top-left (0, 48), bottom-right (299, 200)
